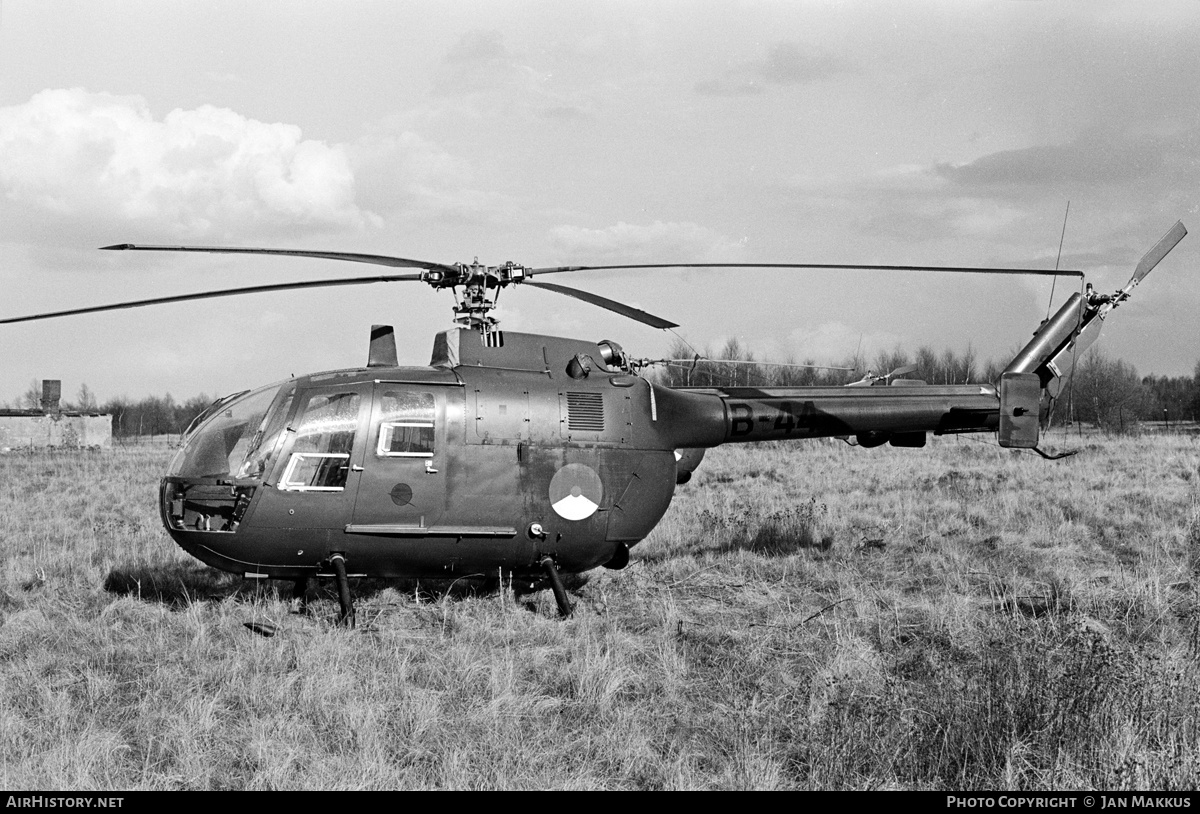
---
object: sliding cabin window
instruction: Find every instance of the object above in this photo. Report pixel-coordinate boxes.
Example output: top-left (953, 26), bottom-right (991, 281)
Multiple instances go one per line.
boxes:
top-left (376, 390), bottom-right (435, 458)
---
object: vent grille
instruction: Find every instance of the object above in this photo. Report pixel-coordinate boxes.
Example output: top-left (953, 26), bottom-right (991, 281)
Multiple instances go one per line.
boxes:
top-left (566, 392), bottom-right (605, 432)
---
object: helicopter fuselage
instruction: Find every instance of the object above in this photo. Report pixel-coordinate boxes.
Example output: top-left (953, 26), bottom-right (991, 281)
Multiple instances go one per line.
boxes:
top-left (161, 329), bottom-right (685, 581)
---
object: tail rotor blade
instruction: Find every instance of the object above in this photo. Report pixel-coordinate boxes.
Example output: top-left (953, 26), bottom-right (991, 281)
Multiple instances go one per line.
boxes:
top-left (1126, 220), bottom-right (1187, 293)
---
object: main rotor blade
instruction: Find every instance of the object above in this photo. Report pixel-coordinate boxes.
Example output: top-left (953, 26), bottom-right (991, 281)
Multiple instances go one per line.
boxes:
top-left (530, 262), bottom-right (1084, 278)
top-left (523, 281), bottom-right (678, 329)
top-left (101, 244), bottom-right (459, 275)
top-left (0, 274), bottom-right (422, 325)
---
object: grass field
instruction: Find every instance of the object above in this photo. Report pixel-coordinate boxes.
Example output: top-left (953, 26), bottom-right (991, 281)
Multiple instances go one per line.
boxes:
top-left (1, 430), bottom-right (1198, 790)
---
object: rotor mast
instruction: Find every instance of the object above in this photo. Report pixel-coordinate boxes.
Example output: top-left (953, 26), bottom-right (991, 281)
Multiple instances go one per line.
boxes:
top-left (432, 258), bottom-right (530, 332)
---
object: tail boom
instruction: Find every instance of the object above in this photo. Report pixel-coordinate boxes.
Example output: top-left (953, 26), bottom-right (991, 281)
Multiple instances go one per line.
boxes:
top-left (658, 383), bottom-right (999, 450)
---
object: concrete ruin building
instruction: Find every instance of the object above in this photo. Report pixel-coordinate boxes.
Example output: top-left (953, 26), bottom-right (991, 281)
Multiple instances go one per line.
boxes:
top-left (0, 380), bottom-right (112, 451)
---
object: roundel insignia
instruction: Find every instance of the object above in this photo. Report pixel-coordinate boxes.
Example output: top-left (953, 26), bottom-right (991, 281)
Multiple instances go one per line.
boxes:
top-left (549, 464), bottom-right (603, 521)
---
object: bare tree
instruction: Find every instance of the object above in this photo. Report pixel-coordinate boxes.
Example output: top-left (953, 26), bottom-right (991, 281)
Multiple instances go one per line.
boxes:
top-left (76, 383), bottom-right (98, 412)
top-left (961, 342), bottom-right (977, 384)
top-left (1193, 359), bottom-right (1200, 421)
top-left (20, 379), bottom-right (40, 411)
top-left (914, 345), bottom-right (939, 383)
top-left (1068, 348), bottom-right (1152, 432)
top-left (873, 346), bottom-right (911, 379)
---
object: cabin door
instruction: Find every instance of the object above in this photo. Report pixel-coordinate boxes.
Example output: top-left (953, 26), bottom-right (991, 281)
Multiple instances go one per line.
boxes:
top-left (350, 384), bottom-right (448, 529)
top-left (263, 383), bottom-right (372, 530)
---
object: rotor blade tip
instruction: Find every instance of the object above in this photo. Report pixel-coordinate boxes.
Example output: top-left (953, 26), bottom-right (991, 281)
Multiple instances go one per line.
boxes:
top-left (100, 244), bottom-right (133, 251)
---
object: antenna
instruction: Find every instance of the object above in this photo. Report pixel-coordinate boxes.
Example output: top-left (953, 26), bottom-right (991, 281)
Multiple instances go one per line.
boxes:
top-left (1047, 200), bottom-right (1070, 320)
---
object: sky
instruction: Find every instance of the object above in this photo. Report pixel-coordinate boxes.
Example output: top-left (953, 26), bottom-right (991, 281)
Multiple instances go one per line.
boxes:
top-left (0, 0), bottom-right (1197, 406)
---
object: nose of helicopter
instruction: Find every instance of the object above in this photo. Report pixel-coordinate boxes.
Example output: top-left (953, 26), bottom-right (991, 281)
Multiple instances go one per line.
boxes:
top-left (159, 381), bottom-right (292, 534)
top-left (161, 477), bottom-right (256, 534)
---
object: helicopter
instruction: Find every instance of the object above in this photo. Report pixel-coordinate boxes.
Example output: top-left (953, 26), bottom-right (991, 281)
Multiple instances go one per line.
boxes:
top-left (0, 221), bottom-right (1187, 625)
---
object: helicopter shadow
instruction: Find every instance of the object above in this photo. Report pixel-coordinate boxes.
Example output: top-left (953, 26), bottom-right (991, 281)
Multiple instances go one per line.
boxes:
top-left (103, 562), bottom-right (256, 609)
top-left (356, 573), bottom-right (589, 607)
top-left (101, 563), bottom-right (577, 614)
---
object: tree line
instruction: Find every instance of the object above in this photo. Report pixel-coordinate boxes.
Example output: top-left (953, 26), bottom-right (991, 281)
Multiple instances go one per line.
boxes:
top-left (99, 393), bottom-right (218, 438)
top-left (6, 380), bottom-right (216, 439)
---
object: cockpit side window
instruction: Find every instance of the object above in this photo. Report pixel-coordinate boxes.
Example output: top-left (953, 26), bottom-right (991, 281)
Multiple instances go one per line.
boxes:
top-left (168, 384), bottom-right (282, 480)
top-left (376, 391), bottom-right (435, 458)
top-left (237, 385), bottom-right (295, 480)
top-left (279, 391), bottom-right (362, 491)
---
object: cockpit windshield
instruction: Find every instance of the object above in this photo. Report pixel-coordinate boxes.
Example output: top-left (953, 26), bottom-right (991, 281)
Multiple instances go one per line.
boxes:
top-left (168, 381), bottom-right (294, 480)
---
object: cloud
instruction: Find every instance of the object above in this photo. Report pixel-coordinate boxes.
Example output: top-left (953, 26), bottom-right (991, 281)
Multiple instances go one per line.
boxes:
top-left (424, 28), bottom-right (609, 129)
top-left (430, 30), bottom-right (599, 123)
top-left (0, 88), bottom-right (374, 240)
top-left (864, 196), bottom-right (1029, 242)
top-left (434, 29), bottom-right (543, 99)
top-left (696, 41), bottom-right (840, 97)
top-left (760, 42), bottom-right (840, 85)
top-left (347, 128), bottom-right (497, 220)
top-left (547, 220), bottom-right (746, 263)
top-left (935, 130), bottom-right (1200, 190)
top-left (694, 78), bottom-right (764, 98)
top-left (540, 106), bottom-right (590, 122)
top-left (445, 29), bottom-right (510, 64)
